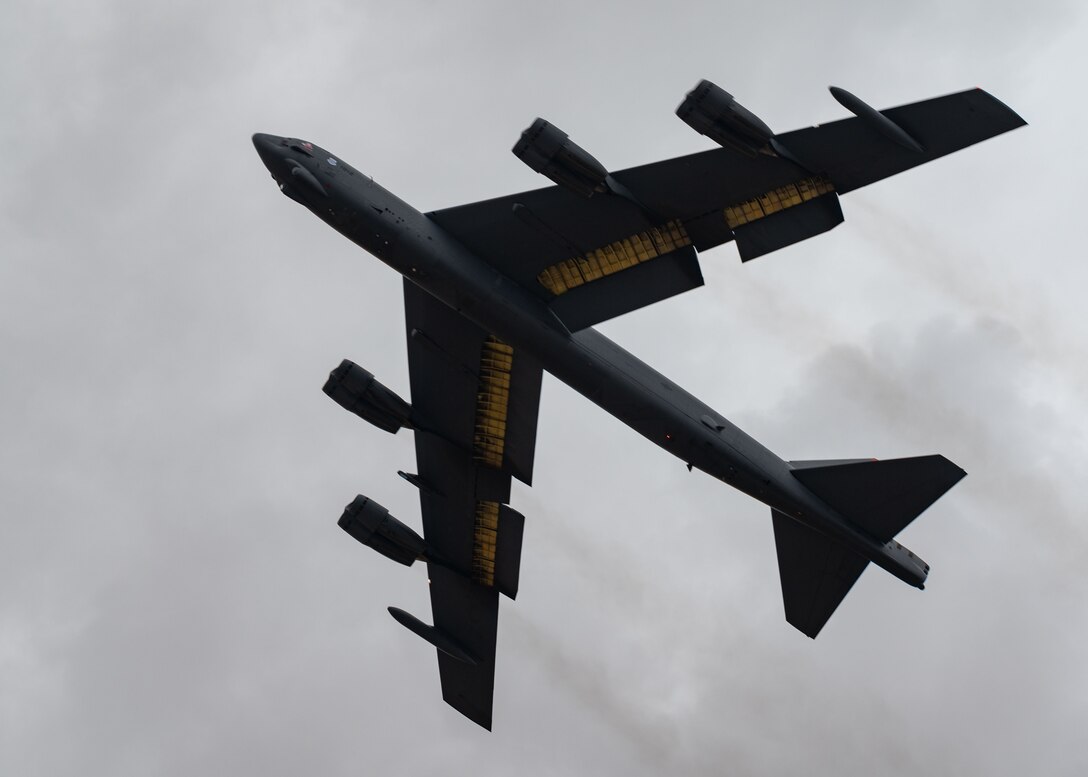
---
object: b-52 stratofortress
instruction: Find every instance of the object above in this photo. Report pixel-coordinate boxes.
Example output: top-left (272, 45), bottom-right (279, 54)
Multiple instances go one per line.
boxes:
top-left (253, 80), bottom-right (1024, 729)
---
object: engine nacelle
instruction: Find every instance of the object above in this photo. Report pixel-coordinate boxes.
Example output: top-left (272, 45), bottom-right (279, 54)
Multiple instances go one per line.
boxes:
top-left (512, 118), bottom-right (609, 198)
top-left (323, 359), bottom-right (412, 433)
top-left (339, 495), bottom-right (426, 566)
top-left (676, 80), bottom-right (774, 157)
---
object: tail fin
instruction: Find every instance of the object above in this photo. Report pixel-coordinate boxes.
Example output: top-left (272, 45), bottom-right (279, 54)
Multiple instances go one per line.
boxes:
top-left (789, 455), bottom-right (966, 542)
top-left (773, 455), bottom-right (966, 638)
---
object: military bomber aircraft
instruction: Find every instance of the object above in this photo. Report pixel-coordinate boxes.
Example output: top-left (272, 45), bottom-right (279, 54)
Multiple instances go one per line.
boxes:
top-left (252, 80), bottom-right (1025, 729)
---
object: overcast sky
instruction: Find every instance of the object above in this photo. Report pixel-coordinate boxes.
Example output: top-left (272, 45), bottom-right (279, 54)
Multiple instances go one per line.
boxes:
top-left (3, 1), bottom-right (1085, 774)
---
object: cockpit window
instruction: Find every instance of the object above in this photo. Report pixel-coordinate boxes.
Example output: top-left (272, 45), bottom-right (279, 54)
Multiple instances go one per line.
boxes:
top-left (289, 140), bottom-right (314, 157)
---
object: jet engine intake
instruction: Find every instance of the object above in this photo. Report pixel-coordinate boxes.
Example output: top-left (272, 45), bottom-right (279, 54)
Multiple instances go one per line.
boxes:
top-left (339, 495), bottom-right (427, 566)
top-left (512, 118), bottom-right (609, 197)
top-left (676, 80), bottom-right (775, 157)
top-left (323, 359), bottom-right (412, 433)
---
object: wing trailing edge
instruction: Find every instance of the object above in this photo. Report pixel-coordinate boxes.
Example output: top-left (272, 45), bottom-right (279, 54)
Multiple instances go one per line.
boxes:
top-left (546, 243), bottom-right (704, 331)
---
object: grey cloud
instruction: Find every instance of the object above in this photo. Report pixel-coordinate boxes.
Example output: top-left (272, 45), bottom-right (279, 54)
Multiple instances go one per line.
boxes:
top-left (2, 1), bottom-right (1084, 776)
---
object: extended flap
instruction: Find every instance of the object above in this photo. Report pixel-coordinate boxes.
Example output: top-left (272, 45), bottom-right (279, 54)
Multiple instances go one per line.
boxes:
top-left (495, 505), bottom-right (525, 600)
top-left (543, 243), bottom-right (704, 331)
top-left (733, 192), bottom-right (843, 262)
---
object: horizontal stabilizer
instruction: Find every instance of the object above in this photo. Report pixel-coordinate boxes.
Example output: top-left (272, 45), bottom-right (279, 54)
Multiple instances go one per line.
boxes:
top-left (772, 510), bottom-right (869, 638)
top-left (791, 455), bottom-right (966, 542)
top-left (789, 458), bottom-right (875, 470)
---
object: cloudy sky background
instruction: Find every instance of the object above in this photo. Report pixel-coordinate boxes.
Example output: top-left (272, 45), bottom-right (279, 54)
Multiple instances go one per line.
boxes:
top-left (3, 1), bottom-right (1085, 774)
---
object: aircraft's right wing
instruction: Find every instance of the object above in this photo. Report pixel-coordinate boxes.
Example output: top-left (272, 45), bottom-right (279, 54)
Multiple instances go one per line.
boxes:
top-left (427, 88), bottom-right (1023, 331)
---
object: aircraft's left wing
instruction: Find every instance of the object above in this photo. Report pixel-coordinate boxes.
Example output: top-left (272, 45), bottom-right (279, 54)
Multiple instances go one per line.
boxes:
top-left (427, 87), bottom-right (1023, 332)
top-left (400, 278), bottom-right (542, 729)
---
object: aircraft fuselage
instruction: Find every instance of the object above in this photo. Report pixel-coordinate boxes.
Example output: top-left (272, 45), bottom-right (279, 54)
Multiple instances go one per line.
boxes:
top-left (251, 133), bottom-right (928, 589)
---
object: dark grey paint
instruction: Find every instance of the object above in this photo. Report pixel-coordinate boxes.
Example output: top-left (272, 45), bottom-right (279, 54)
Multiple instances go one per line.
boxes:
top-left (251, 86), bottom-right (1023, 726)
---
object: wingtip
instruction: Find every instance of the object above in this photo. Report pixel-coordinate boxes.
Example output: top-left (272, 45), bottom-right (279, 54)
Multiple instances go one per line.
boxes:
top-left (444, 694), bottom-right (494, 731)
top-left (973, 87), bottom-right (1029, 128)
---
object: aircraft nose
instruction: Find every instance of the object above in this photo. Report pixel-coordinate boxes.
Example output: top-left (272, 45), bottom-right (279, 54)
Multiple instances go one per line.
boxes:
top-left (252, 132), bottom-right (278, 150)
top-left (252, 133), bottom-right (284, 167)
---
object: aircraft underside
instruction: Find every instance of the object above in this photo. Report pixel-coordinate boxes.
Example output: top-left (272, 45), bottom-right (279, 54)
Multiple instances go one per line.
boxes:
top-left (252, 79), bottom-right (1023, 728)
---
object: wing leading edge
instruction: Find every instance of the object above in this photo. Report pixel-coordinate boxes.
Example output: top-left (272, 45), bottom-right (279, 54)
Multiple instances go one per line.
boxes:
top-left (400, 278), bottom-right (542, 729)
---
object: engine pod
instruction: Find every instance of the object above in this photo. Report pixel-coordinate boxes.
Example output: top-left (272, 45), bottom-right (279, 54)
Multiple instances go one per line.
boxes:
top-left (339, 495), bottom-right (427, 566)
top-left (676, 79), bottom-right (774, 157)
top-left (323, 359), bottom-right (413, 433)
top-left (512, 118), bottom-right (609, 197)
